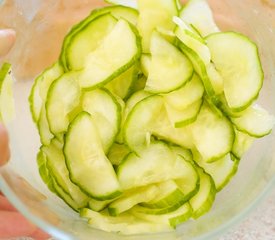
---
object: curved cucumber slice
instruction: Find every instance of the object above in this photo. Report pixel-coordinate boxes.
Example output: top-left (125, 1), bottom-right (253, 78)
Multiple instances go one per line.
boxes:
top-left (189, 102), bottom-right (234, 162)
top-left (163, 73), bottom-right (204, 110)
top-left (189, 167), bottom-right (216, 219)
top-left (79, 19), bottom-right (141, 89)
top-left (82, 89), bottom-right (121, 153)
top-left (140, 54), bottom-right (151, 77)
top-left (230, 104), bottom-right (275, 138)
top-left (108, 185), bottom-right (158, 216)
top-left (206, 32), bottom-right (264, 111)
top-left (132, 203), bottom-right (192, 228)
top-left (117, 142), bottom-right (196, 190)
top-left (107, 143), bottom-right (130, 166)
top-left (193, 151), bottom-right (239, 191)
top-left (38, 106), bottom-right (54, 146)
top-left (145, 31), bottom-right (193, 93)
top-left (179, 0), bottom-right (219, 37)
top-left (0, 63), bottom-right (14, 125)
top-left (64, 112), bottom-right (121, 200)
top-left (171, 146), bottom-right (193, 162)
top-left (46, 72), bottom-right (81, 135)
top-left (88, 198), bottom-right (113, 212)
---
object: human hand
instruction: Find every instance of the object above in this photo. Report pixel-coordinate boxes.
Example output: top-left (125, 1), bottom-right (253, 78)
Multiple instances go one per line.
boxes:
top-left (0, 29), bottom-right (50, 240)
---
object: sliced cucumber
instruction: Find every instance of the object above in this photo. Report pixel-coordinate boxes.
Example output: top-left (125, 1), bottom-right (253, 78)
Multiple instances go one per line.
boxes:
top-left (145, 31), bottom-right (193, 93)
top-left (189, 167), bottom-right (216, 219)
top-left (117, 142), bottom-right (196, 190)
top-left (0, 62), bottom-right (14, 125)
top-left (107, 143), bottom-right (130, 166)
top-left (29, 62), bottom-right (63, 123)
top-left (132, 203), bottom-right (192, 228)
top-left (140, 54), bottom-right (151, 77)
top-left (42, 139), bottom-right (89, 209)
top-left (170, 145), bottom-right (193, 162)
top-left (88, 198), bottom-right (113, 212)
top-left (108, 185), bottom-right (158, 216)
top-left (232, 128), bottom-right (255, 159)
top-left (230, 104), bottom-right (275, 138)
top-left (163, 73), bottom-right (204, 110)
top-left (179, 0), bottom-right (219, 37)
top-left (165, 99), bottom-right (202, 128)
top-left (105, 0), bottom-right (138, 9)
top-left (137, 0), bottom-right (178, 52)
top-left (82, 89), bottom-right (121, 153)
top-left (79, 19), bottom-right (141, 89)
top-left (193, 151), bottom-right (239, 191)
top-left (189, 102), bottom-right (234, 162)
top-left (46, 72), bottom-right (81, 135)
top-left (64, 112), bottom-right (121, 200)
top-left (37, 106), bottom-right (54, 146)
top-left (206, 32), bottom-right (264, 111)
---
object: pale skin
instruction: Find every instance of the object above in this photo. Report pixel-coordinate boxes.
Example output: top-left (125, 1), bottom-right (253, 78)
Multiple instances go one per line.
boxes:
top-left (0, 29), bottom-right (50, 240)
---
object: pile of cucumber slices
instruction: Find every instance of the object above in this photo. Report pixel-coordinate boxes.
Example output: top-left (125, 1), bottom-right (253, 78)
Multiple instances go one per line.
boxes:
top-left (29, 0), bottom-right (275, 235)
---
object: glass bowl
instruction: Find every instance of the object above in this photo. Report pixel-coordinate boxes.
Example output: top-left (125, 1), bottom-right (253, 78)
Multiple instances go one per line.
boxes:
top-left (0, 0), bottom-right (274, 239)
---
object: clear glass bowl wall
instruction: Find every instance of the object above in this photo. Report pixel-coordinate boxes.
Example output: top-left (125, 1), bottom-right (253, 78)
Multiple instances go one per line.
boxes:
top-left (0, 0), bottom-right (274, 239)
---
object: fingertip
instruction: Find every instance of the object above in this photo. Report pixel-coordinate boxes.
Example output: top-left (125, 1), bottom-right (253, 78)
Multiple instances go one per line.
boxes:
top-left (0, 28), bottom-right (16, 57)
top-left (0, 124), bottom-right (10, 166)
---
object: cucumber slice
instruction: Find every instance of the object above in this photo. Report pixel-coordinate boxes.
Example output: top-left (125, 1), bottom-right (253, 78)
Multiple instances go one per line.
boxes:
top-left (140, 180), bottom-right (186, 209)
top-left (165, 99), bottom-right (202, 128)
top-left (230, 104), bottom-right (275, 138)
top-left (46, 72), bottom-right (81, 135)
top-left (81, 89), bottom-right (121, 153)
top-left (0, 62), bottom-right (14, 125)
top-left (105, 65), bottom-right (138, 99)
top-left (117, 142), bottom-right (196, 190)
top-left (130, 74), bottom-right (147, 93)
top-left (80, 208), bottom-right (171, 234)
top-left (137, 0), bottom-right (178, 52)
top-left (163, 73), bottom-right (204, 110)
top-left (108, 185), bottom-right (158, 216)
top-left (193, 151), bottom-right (239, 191)
top-left (42, 139), bottom-right (89, 209)
top-left (88, 198), bottom-right (113, 212)
top-left (145, 31), bottom-right (193, 93)
top-left (189, 102), bottom-right (234, 162)
top-left (179, 0), bottom-right (219, 37)
top-left (232, 128), bottom-right (255, 159)
top-left (79, 19), bottom-right (141, 89)
top-left (107, 143), bottom-right (130, 166)
top-left (132, 203), bottom-right (192, 228)
top-left (105, 0), bottom-right (138, 9)
top-left (140, 54), bottom-right (151, 77)
top-left (64, 112), bottom-right (121, 200)
top-left (170, 145), bottom-right (193, 162)
top-left (29, 62), bottom-right (63, 123)
top-left (37, 106), bottom-right (54, 146)
top-left (189, 167), bottom-right (216, 219)
top-left (206, 32), bottom-right (264, 111)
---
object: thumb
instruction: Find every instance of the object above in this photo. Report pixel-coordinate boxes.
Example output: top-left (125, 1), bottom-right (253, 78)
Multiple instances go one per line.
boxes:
top-left (0, 29), bottom-right (16, 57)
top-left (0, 124), bottom-right (10, 166)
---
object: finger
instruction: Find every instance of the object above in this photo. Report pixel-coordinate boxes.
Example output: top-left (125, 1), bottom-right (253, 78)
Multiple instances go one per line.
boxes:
top-left (0, 195), bottom-right (17, 211)
top-left (30, 227), bottom-right (51, 240)
top-left (0, 211), bottom-right (37, 238)
top-left (0, 29), bottom-right (16, 57)
top-left (0, 124), bottom-right (10, 166)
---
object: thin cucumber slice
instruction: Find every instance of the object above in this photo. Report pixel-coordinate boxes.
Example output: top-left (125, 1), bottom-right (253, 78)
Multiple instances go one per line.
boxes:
top-left (108, 185), bottom-right (158, 216)
top-left (165, 99), bottom-right (202, 128)
top-left (80, 208), bottom-right (171, 234)
top-left (66, 14), bottom-right (118, 70)
top-left (0, 62), bottom-right (14, 125)
top-left (29, 62), bottom-right (63, 123)
top-left (193, 151), bottom-right (239, 191)
top-left (206, 32), bottom-right (264, 111)
top-left (130, 74), bottom-right (147, 93)
top-left (230, 104), bottom-right (275, 138)
top-left (105, 65), bottom-right (138, 99)
top-left (105, 0), bottom-right (138, 9)
top-left (179, 0), bottom-right (219, 37)
top-left (206, 63), bottom-right (224, 95)
top-left (117, 142), bottom-right (196, 190)
top-left (107, 143), bottom-right (130, 166)
top-left (163, 73), bottom-right (204, 110)
top-left (189, 102), bottom-right (234, 162)
top-left (132, 203), bottom-right (192, 228)
top-left (81, 89), bottom-right (121, 153)
top-left (140, 180), bottom-right (186, 209)
top-left (170, 145), bottom-right (193, 162)
top-left (140, 54), bottom-right (151, 77)
top-left (38, 106), bottom-right (54, 146)
top-left (79, 19), bottom-right (141, 89)
top-left (88, 198), bottom-right (113, 212)
top-left (232, 128), bottom-right (255, 159)
top-left (42, 139), bottom-right (89, 208)
top-left (64, 112), bottom-right (121, 200)
top-left (145, 31), bottom-right (193, 93)
top-left (137, 0), bottom-right (178, 52)
top-left (189, 167), bottom-right (216, 219)
top-left (46, 72), bottom-right (81, 135)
